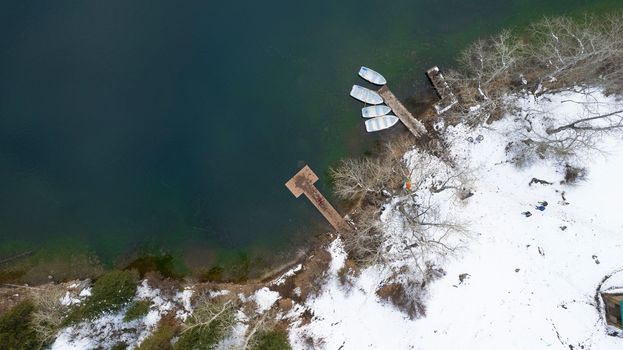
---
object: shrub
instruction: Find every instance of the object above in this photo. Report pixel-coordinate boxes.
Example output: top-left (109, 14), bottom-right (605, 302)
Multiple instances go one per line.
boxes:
top-left (250, 330), bottom-right (292, 350)
top-left (376, 282), bottom-right (426, 320)
top-left (0, 300), bottom-right (39, 350)
top-left (124, 300), bottom-right (151, 322)
top-left (136, 318), bottom-right (178, 350)
top-left (67, 270), bottom-right (138, 322)
top-left (111, 342), bottom-right (128, 350)
top-left (29, 286), bottom-right (67, 347)
top-left (563, 164), bottom-right (587, 184)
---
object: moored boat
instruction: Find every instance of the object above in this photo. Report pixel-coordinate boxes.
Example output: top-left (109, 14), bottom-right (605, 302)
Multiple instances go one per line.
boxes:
top-left (350, 85), bottom-right (383, 105)
top-left (358, 66), bottom-right (387, 85)
top-left (361, 105), bottom-right (391, 118)
top-left (365, 115), bottom-right (399, 132)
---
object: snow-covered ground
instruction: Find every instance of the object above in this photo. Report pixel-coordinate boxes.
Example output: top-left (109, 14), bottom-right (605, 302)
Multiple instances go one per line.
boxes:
top-left (289, 90), bottom-right (623, 349)
top-left (46, 89), bottom-right (623, 349)
top-left (52, 281), bottom-right (193, 350)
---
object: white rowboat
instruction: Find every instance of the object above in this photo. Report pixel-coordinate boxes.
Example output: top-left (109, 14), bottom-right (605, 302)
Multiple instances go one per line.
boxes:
top-left (350, 85), bottom-right (383, 105)
top-left (358, 66), bottom-right (387, 85)
top-left (365, 115), bottom-right (399, 132)
top-left (361, 105), bottom-right (391, 118)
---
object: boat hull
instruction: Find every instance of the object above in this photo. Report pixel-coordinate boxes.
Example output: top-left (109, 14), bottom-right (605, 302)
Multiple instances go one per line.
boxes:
top-left (362, 105), bottom-right (391, 118)
top-left (358, 66), bottom-right (387, 85)
top-left (365, 115), bottom-right (399, 132)
top-left (350, 85), bottom-right (383, 105)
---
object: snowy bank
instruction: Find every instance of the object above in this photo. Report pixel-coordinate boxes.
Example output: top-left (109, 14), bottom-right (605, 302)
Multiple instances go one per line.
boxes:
top-left (289, 89), bottom-right (623, 349)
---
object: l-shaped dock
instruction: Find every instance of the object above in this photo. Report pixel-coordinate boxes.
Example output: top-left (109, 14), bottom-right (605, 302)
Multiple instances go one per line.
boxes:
top-left (285, 165), bottom-right (351, 234)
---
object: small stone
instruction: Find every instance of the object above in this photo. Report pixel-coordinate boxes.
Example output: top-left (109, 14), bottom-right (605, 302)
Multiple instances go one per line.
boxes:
top-left (515, 268), bottom-right (520, 273)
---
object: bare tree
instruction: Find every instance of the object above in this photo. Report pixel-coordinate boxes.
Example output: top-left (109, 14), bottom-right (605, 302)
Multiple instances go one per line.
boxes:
top-left (528, 14), bottom-right (623, 92)
top-left (179, 297), bottom-right (236, 344)
top-left (330, 135), bottom-right (415, 204)
top-left (506, 89), bottom-right (623, 164)
top-left (241, 313), bottom-right (267, 350)
top-left (343, 205), bottom-right (386, 266)
top-left (445, 13), bottom-right (623, 127)
top-left (445, 30), bottom-right (526, 125)
top-left (340, 143), bottom-right (471, 271)
top-left (330, 157), bottom-right (403, 203)
top-left (545, 108), bottom-right (623, 135)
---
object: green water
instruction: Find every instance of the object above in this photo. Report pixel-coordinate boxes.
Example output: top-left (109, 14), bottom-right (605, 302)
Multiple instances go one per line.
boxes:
top-left (1, 0), bottom-right (622, 274)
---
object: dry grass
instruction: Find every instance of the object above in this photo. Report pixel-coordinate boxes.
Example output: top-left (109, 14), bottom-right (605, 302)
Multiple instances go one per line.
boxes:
top-left (337, 259), bottom-right (360, 289)
top-left (289, 248), bottom-right (331, 302)
top-left (376, 282), bottom-right (426, 320)
top-left (28, 285), bottom-right (67, 346)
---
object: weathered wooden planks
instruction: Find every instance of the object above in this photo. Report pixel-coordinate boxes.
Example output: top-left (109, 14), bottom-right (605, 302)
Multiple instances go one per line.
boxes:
top-left (426, 66), bottom-right (458, 115)
top-left (377, 86), bottom-right (427, 138)
top-left (286, 165), bottom-right (350, 233)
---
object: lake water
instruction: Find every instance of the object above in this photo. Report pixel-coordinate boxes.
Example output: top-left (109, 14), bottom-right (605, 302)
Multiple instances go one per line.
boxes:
top-left (1, 0), bottom-right (622, 273)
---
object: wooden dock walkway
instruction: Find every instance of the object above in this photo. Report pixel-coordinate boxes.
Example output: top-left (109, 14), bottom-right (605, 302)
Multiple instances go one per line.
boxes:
top-left (377, 86), bottom-right (427, 138)
top-left (426, 66), bottom-right (458, 114)
top-left (285, 165), bottom-right (350, 233)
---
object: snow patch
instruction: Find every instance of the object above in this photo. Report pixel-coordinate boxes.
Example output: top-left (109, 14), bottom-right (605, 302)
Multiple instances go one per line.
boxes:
top-left (273, 264), bottom-right (303, 285)
top-left (253, 287), bottom-right (280, 313)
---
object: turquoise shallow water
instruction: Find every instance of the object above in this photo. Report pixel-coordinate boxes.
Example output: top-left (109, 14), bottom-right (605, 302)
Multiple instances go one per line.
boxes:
top-left (1, 1), bottom-right (622, 270)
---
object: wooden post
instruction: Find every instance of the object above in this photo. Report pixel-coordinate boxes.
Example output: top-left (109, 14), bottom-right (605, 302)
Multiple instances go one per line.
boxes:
top-left (377, 86), bottom-right (427, 138)
top-left (285, 165), bottom-right (350, 233)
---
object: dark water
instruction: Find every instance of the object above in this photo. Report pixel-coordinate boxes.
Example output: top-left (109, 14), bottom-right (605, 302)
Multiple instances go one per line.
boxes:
top-left (1, 1), bottom-right (622, 269)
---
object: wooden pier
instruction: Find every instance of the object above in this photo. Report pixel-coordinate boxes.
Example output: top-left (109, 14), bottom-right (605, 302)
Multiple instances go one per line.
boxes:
top-left (377, 86), bottom-right (427, 138)
top-left (426, 66), bottom-right (458, 114)
top-left (285, 165), bottom-right (350, 233)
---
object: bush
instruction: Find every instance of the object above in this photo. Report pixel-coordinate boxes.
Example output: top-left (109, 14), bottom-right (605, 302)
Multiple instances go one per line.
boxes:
top-left (67, 270), bottom-right (138, 322)
top-left (250, 330), bottom-right (292, 350)
top-left (124, 300), bottom-right (151, 322)
top-left (29, 286), bottom-right (67, 347)
top-left (136, 318), bottom-right (178, 350)
top-left (563, 164), bottom-right (587, 184)
top-left (376, 282), bottom-right (426, 319)
top-left (111, 342), bottom-right (128, 350)
top-left (0, 300), bottom-right (39, 350)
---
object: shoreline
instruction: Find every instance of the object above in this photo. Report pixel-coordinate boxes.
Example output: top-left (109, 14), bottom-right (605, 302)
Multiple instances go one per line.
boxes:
top-left (0, 84), bottom-right (437, 291)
